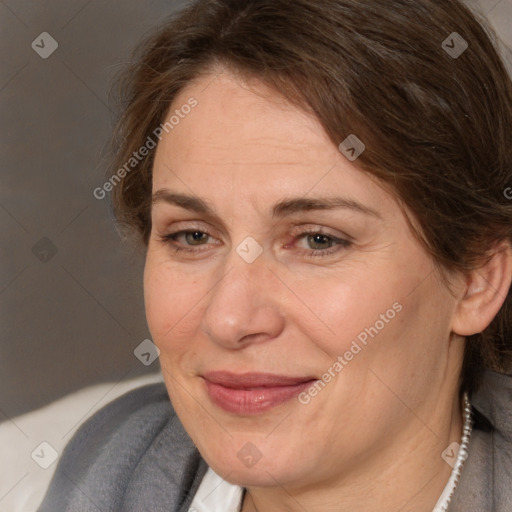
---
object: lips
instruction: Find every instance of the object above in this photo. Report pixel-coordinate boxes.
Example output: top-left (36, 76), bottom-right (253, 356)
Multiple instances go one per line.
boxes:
top-left (202, 371), bottom-right (317, 415)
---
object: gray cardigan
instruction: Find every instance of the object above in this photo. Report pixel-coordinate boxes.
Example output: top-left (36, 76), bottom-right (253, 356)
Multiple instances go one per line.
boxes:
top-left (38, 370), bottom-right (512, 511)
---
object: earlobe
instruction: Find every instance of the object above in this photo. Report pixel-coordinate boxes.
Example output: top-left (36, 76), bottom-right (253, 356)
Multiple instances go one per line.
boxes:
top-left (452, 241), bottom-right (512, 336)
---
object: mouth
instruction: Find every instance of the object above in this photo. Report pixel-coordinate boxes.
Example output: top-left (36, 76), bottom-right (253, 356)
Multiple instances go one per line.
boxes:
top-left (202, 371), bottom-right (317, 415)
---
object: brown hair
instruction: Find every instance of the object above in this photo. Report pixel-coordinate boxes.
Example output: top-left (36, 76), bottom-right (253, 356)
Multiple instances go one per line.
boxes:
top-left (109, 0), bottom-right (512, 395)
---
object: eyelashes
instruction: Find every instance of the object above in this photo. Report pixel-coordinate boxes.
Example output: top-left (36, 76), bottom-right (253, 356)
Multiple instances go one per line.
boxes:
top-left (293, 231), bottom-right (351, 257)
top-left (159, 230), bottom-right (216, 254)
top-left (157, 227), bottom-right (352, 259)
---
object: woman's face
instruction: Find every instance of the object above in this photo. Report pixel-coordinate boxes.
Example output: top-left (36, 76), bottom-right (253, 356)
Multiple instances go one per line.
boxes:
top-left (144, 69), bottom-right (465, 488)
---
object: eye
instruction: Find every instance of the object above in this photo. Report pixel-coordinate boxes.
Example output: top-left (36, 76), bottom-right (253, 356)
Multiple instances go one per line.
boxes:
top-left (158, 229), bottom-right (218, 253)
top-left (303, 233), bottom-right (338, 250)
top-left (292, 229), bottom-right (352, 258)
top-left (179, 231), bottom-right (210, 246)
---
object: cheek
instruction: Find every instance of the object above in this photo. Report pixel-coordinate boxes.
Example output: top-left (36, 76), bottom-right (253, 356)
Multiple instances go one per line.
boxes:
top-left (143, 257), bottom-right (208, 350)
top-left (290, 264), bottom-right (409, 359)
top-left (293, 260), bottom-right (440, 400)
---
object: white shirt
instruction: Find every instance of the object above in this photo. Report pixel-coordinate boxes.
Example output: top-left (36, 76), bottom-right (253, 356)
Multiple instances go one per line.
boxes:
top-left (189, 459), bottom-right (464, 512)
top-left (189, 467), bottom-right (244, 512)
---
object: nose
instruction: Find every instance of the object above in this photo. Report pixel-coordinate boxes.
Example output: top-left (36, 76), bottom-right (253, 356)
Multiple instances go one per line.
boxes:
top-left (201, 251), bottom-right (285, 349)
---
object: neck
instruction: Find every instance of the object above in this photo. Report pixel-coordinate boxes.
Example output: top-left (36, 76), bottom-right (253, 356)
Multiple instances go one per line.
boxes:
top-left (241, 395), bottom-right (464, 512)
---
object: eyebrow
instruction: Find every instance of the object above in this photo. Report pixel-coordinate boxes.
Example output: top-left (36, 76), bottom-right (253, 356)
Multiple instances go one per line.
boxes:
top-left (271, 197), bottom-right (381, 219)
top-left (152, 190), bottom-right (213, 215)
top-left (151, 190), bottom-right (382, 219)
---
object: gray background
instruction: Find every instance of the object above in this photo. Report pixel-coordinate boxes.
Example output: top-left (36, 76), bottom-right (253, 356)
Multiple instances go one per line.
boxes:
top-left (1, 0), bottom-right (192, 422)
top-left (1, 0), bottom-right (511, 435)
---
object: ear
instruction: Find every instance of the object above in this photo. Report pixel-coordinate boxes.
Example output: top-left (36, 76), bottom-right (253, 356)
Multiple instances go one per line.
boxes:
top-left (452, 241), bottom-right (512, 336)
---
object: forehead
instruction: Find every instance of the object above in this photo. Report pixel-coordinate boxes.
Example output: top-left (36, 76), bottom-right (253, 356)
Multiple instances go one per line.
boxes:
top-left (151, 70), bottom-right (397, 215)
top-left (155, 71), bottom-right (333, 164)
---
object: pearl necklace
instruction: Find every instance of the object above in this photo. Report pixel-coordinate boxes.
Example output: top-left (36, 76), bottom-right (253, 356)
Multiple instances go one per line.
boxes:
top-left (432, 392), bottom-right (473, 512)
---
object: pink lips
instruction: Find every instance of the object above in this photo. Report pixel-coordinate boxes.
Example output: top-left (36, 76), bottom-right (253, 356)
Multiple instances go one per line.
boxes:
top-left (202, 371), bottom-right (316, 415)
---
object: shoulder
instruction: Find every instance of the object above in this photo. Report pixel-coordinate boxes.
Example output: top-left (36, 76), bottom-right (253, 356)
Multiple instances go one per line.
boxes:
top-left (452, 370), bottom-right (512, 511)
top-left (63, 382), bottom-right (173, 447)
top-left (38, 383), bottom-right (207, 512)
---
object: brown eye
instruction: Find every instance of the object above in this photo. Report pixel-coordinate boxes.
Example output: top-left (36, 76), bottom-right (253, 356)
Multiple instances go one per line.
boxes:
top-left (306, 234), bottom-right (337, 250)
top-left (159, 229), bottom-right (216, 253)
top-left (184, 231), bottom-right (209, 245)
top-left (292, 229), bottom-right (352, 259)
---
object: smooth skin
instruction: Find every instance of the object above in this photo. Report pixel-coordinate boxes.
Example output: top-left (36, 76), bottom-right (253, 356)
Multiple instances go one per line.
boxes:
top-left (143, 67), bottom-right (512, 512)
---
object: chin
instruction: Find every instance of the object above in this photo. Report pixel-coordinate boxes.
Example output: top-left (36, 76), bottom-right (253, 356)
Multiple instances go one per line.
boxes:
top-left (210, 456), bottom-right (301, 488)
top-left (199, 434), bottom-right (308, 487)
